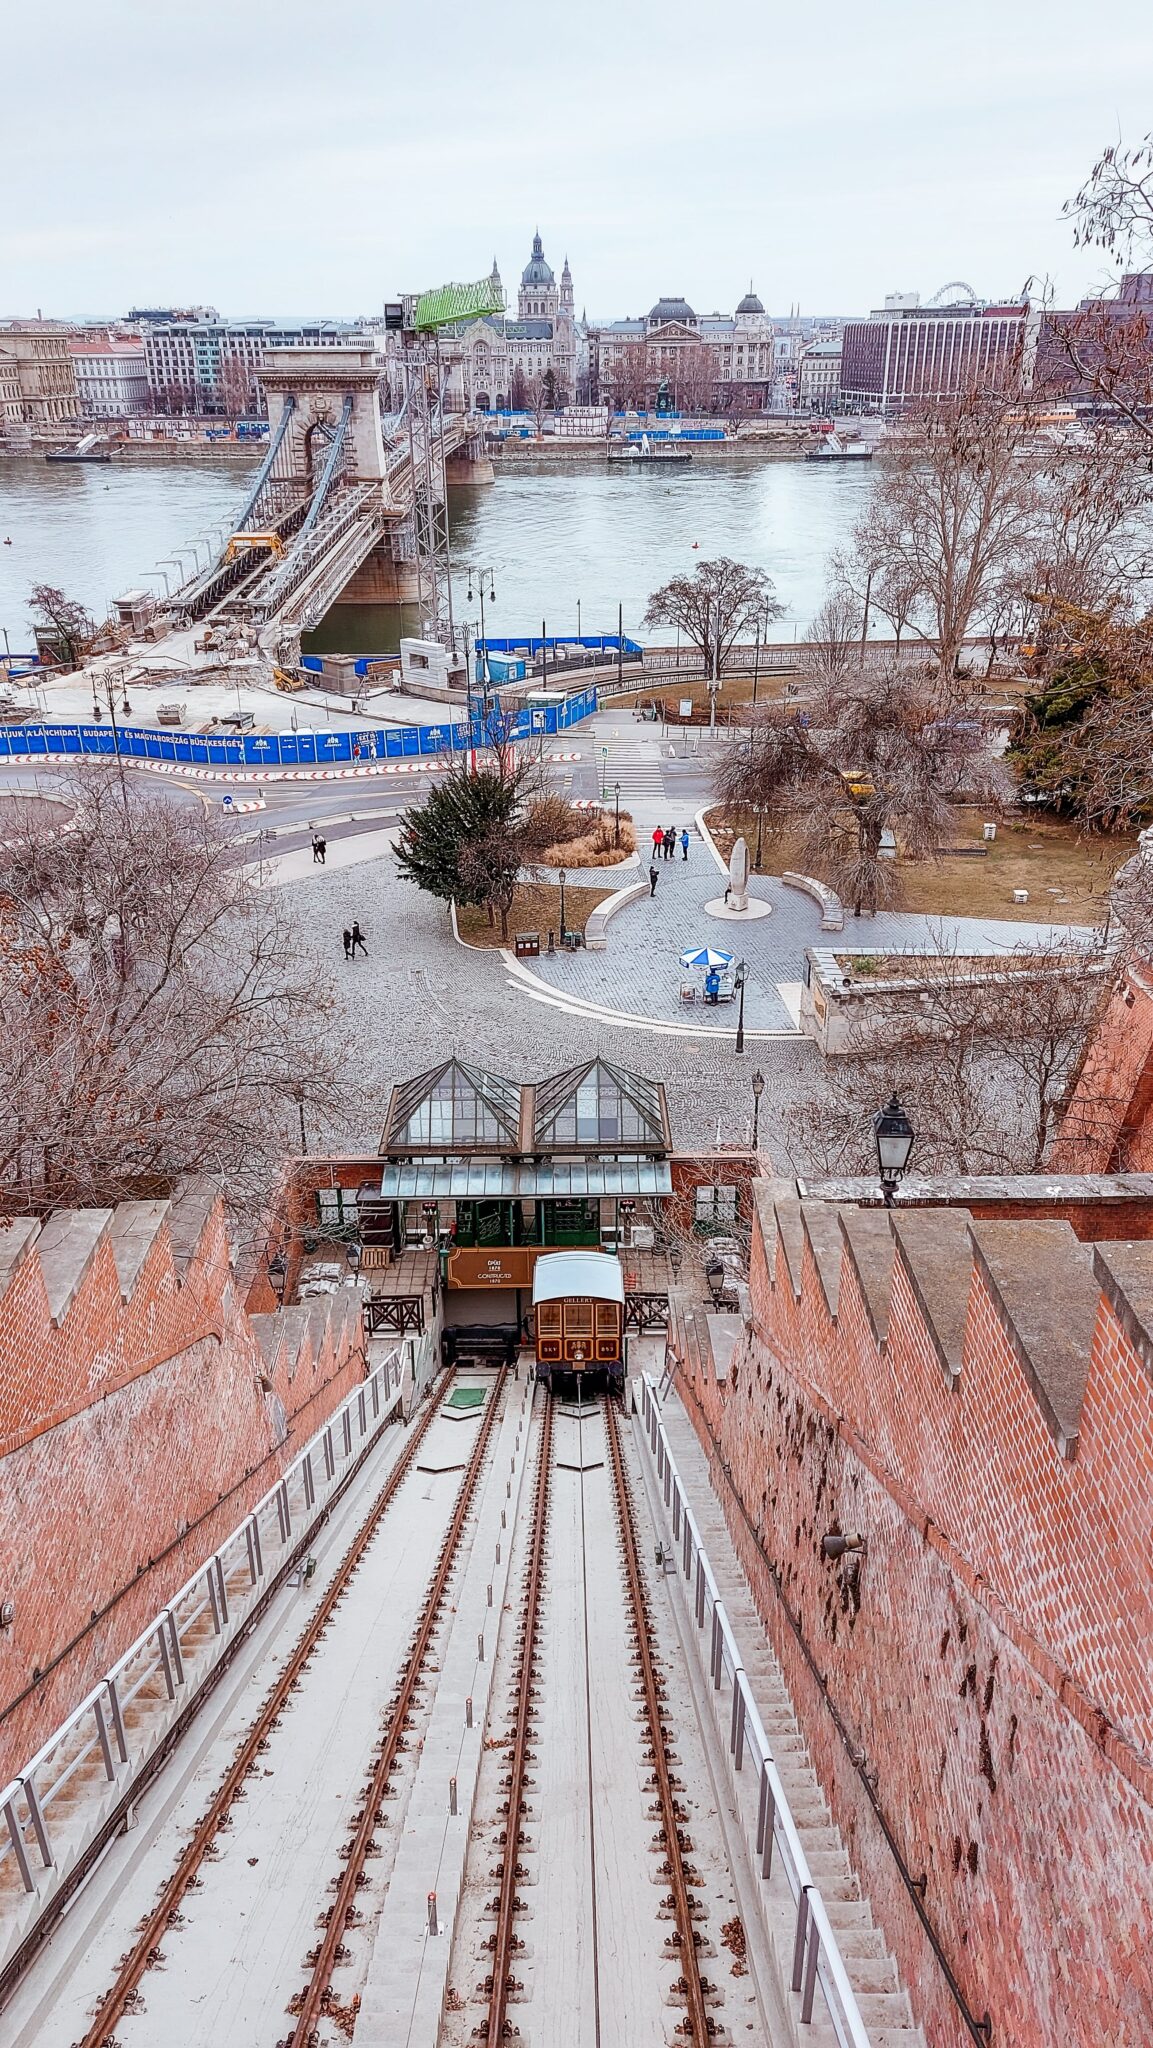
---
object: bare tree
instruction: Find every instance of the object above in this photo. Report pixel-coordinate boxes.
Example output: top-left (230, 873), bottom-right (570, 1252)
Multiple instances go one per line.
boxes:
top-left (1066, 133), bottom-right (1153, 261)
top-left (218, 349), bottom-right (258, 420)
top-left (644, 557), bottom-right (783, 680)
top-left (676, 344), bottom-right (719, 416)
top-left (28, 584), bottom-right (95, 671)
top-left (788, 937), bottom-right (1115, 1178)
top-left (509, 364), bottom-right (527, 412)
top-left (845, 393), bottom-right (1045, 685)
top-left (714, 665), bottom-right (1008, 915)
top-left (611, 339), bottom-right (651, 414)
top-left (523, 372), bottom-right (551, 436)
top-left (0, 773), bottom-right (350, 1212)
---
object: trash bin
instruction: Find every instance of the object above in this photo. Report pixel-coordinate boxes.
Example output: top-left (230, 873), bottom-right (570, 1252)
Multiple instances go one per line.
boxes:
top-left (515, 932), bottom-right (540, 959)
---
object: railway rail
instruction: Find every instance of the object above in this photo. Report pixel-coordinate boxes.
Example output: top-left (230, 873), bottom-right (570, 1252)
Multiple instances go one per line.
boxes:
top-left (479, 1390), bottom-right (714, 2046)
top-left (71, 1367), bottom-right (507, 2048)
top-left (603, 1395), bottom-right (714, 2045)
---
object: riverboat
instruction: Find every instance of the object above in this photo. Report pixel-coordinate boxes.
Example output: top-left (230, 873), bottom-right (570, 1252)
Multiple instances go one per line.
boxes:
top-left (45, 435), bottom-right (114, 464)
top-left (608, 433), bottom-right (693, 467)
top-left (804, 431), bottom-right (872, 464)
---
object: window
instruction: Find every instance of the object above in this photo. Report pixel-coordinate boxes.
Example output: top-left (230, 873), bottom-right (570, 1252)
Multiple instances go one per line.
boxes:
top-left (317, 1186), bottom-right (359, 1229)
top-left (694, 1184), bottom-right (738, 1230)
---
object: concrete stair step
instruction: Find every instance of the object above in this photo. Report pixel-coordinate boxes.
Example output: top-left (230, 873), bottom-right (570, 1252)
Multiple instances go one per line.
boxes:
top-left (35, 1208), bottom-right (113, 1324)
top-left (853, 1990), bottom-right (917, 2031)
top-left (109, 1199), bottom-right (171, 1299)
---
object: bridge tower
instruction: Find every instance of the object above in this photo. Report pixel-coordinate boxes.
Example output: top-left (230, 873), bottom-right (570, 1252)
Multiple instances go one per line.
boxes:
top-left (259, 345), bottom-right (393, 493)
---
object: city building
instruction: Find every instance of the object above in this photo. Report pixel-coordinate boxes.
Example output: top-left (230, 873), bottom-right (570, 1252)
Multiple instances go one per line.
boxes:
top-left (141, 317), bottom-right (367, 416)
top-left (1034, 272), bottom-right (1153, 411)
top-left (839, 290), bottom-right (1037, 411)
top-left (69, 333), bottom-right (150, 417)
top-left (589, 288), bottom-right (792, 412)
top-left (0, 320), bottom-right (79, 433)
top-left (439, 235), bottom-right (578, 411)
top-left (797, 337), bottom-right (842, 410)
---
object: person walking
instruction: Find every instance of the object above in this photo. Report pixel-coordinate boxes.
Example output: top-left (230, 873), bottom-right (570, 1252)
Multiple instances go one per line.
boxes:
top-left (342, 929), bottom-right (352, 960)
top-left (680, 828), bottom-right (690, 862)
top-left (350, 920), bottom-right (368, 957)
top-left (651, 826), bottom-right (664, 860)
top-left (312, 834), bottom-right (326, 863)
top-left (648, 862), bottom-right (659, 897)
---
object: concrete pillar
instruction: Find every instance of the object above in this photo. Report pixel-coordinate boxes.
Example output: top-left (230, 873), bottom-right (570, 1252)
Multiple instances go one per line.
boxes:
top-left (332, 544), bottom-right (420, 606)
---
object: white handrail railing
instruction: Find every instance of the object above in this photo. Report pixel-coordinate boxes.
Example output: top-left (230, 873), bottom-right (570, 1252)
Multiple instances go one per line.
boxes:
top-left (0, 1342), bottom-right (406, 1970)
top-left (638, 1374), bottom-right (874, 2048)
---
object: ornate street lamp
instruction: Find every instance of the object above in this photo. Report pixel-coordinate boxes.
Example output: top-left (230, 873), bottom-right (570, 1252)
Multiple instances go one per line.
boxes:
top-left (873, 1095), bottom-right (915, 1206)
top-left (558, 866), bottom-right (567, 944)
top-left (751, 1069), bottom-right (765, 1153)
top-left (734, 958), bottom-right (748, 1056)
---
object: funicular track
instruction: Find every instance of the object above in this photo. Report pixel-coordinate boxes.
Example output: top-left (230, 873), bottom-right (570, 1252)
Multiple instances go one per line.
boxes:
top-left (72, 1366), bottom-right (508, 2048)
top-left (480, 1390), bottom-right (714, 2046)
top-left (604, 1395), bottom-right (715, 2045)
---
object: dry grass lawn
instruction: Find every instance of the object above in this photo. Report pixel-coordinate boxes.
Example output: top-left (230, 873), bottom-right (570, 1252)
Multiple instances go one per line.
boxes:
top-left (710, 806), bottom-right (1131, 926)
top-left (456, 882), bottom-right (608, 950)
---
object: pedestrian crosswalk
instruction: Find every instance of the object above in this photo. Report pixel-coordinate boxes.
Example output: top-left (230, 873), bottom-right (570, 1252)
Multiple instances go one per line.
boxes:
top-left (595, 745), bottom-right (666, 802)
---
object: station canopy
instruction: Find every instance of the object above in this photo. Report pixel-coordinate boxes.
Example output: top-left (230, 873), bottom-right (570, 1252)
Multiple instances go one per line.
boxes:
top-left (384, 1060), bottom-right (521, 1151)
top-left (377, 1158), bottom-right (672, 1200)
top-left (380, 1057), bottom-right (671, 1160)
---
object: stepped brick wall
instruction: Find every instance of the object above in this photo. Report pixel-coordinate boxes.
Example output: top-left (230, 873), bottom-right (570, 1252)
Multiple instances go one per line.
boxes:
top-left (0, 1182), bottom-right (366, 1784)
top-left (675, 1176), bottom-right (1153, 2048)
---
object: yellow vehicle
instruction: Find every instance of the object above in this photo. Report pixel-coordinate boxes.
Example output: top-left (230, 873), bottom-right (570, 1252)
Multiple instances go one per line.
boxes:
top-left (223, 531), bottom-right (286, 563)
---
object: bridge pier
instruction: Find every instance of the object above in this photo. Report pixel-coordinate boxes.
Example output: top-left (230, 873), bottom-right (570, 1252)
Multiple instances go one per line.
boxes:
top-left (445, 447), bottom-right (495, 486)
top-left (331, 545), bottom-right (421, 607)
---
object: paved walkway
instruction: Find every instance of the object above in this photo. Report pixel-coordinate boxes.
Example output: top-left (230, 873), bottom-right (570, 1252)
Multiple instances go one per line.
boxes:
top-left (509, 719), bottom-right (1095, 1033)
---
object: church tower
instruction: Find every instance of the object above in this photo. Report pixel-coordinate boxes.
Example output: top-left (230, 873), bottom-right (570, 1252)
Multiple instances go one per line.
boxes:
top-left (518, 230), bottom-right (558, 323)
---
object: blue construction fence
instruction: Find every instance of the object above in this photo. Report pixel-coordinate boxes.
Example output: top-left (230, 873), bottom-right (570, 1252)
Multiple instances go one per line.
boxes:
top-left (0, 687), bottom-right (598, 769)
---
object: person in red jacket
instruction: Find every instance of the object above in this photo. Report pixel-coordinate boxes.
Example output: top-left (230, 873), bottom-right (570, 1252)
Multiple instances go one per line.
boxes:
top-left (652, 826), bottom-right (664, 858)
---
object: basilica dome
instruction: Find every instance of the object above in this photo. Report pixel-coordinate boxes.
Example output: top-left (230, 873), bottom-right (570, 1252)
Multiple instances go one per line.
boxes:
top-left (521, 232), bottom-right (555, 287)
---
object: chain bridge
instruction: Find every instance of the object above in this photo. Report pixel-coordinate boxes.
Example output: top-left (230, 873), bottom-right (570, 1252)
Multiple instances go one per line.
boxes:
top-left (171, 344), bottom-right (489, 668)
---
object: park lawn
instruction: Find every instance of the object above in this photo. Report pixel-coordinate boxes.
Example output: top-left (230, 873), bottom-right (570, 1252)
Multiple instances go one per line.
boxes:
top-left (709, 806), bottom-right (1132, 926)
top-left (457, 883), bottom-right (607, 950)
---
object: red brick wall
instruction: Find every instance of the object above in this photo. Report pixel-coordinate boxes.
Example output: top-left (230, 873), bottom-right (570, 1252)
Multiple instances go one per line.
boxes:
top-left (0, 1192), bottom-right (365, 1783)
top-left (1053, 960), bottom-right (1153, 1171)
top-left (676, 1196), bottom-right (1153, 2048)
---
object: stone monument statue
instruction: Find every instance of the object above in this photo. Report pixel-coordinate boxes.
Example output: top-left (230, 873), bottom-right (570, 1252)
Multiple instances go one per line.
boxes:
top-left (728, 836), bottom-right (750, 914)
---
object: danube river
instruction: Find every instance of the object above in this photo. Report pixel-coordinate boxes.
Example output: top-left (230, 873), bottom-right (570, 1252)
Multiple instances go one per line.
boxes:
top-left (0, 446), bottom-right (874, 658)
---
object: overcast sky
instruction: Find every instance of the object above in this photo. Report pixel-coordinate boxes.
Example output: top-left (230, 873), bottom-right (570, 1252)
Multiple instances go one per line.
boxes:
top-left (6, 0), bottom-right (1152, 322)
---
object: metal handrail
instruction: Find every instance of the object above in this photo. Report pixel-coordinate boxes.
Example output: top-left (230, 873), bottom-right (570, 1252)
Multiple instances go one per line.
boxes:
top-left (0, 1341), bottom-right (405, 1954)
top-left (638, 1375), bottom-right (874, 2048)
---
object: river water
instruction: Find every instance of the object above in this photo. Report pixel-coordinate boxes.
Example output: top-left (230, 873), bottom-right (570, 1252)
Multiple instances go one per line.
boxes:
top-left (0, 446), bottom-right (873, 658)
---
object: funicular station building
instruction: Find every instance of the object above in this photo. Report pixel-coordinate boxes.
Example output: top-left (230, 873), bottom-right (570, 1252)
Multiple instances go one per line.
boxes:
top-left (358, 1058), bottom-right (677, 1378)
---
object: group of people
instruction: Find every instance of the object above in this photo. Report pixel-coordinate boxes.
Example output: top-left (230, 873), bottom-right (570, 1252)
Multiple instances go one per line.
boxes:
top-left (649, 824), bottom-right (691, 896)
top-left (342, 924), bottom-right (368, 959)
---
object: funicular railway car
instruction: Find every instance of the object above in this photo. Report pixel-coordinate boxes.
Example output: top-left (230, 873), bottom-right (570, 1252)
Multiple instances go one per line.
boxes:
top-left (531, 1250), bottom-right (626, 1393)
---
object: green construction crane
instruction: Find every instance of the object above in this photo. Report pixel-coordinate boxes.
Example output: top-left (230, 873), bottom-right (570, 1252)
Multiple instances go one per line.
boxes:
top-left (412, 276), bottom-right (506, 332)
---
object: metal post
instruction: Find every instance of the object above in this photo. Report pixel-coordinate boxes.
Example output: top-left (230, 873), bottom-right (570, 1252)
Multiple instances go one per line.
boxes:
top-left (617, 600), bottom-right (624, 689)
top-left (466, 1696), bottom-right (474, 1728)
top-left (449, 1776), bottom-right (458, 1816)
top-left (791, 1889), bottom-right (810, 1994)
top-left (801, 1912), bottom-right (821, 2021)
top-left (736, 972), bottom-right (747, 1056)
top-left (428, 1890), bottom-right (439, 1936)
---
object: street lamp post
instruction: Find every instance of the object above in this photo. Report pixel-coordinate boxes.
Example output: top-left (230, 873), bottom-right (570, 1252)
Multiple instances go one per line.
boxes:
top-left (734, 958), bottom-right (748, 1055)
top-left (558, 866), bottom-right (567, 944)
top-left (466, 567), bottom-right (497, 740)
top-left (614, 780), bottom-right (621, 847)
top-left (601, 746), bottom-right (609, 799)
top-left (873, 1095), bottom-right (915, 1206)
top-left (751, 1068), bottom-right (765, 1152)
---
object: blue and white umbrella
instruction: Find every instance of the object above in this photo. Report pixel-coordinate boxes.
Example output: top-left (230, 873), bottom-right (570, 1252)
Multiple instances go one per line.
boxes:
top-left (679, 946), bottom-right (734, 970)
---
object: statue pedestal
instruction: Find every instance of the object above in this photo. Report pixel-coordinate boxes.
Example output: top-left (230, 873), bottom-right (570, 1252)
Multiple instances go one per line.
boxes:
top-left (704, 896), bottom-right (773, 923)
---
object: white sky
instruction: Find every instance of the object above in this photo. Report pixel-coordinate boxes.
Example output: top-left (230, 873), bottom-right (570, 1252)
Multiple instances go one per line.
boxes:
top-left (6, 0), bottom-right (1152, 321)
